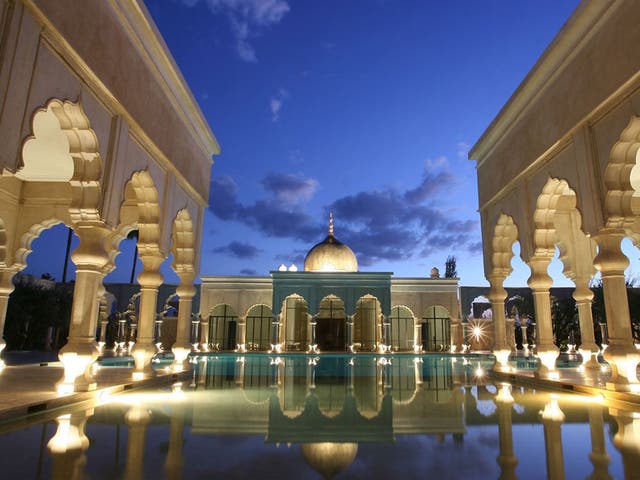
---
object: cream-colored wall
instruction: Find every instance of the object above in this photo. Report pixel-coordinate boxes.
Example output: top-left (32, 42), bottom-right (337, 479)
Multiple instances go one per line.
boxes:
top-left (199, 277), bottom-right (274, 317)
top-left (391, 278), bottom-right (459, 320)
top-left (472, 0), bottom-right (640, 273)
top-left (0, 0), bottom-right (217, 266)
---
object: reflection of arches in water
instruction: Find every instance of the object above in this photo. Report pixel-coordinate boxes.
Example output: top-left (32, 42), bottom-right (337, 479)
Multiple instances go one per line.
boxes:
top-left (389, 306), bottom-right (415, 351)
top-left (354, 295), bottom-right (380, 351)
top-left (391, 356), bottom-right (418, 404)
top-left (245, 305), bottom-right (272, 351)
top-left (282, 295), bottom-right (308, 351)
top-left (316, 296), bottom-right (346, 352)
top-left (208, 304), bottom-right (237, 350)
top-left (422, 306), bottom-right (451, 351)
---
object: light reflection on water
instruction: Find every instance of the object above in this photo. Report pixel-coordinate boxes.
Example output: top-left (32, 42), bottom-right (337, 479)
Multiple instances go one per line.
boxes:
top-left (0, 354), bottom-right (637, 479)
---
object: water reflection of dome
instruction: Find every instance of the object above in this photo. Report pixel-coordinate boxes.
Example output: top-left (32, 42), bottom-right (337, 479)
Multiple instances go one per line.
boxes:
top-left (301, 442), bottom-right (358, 479)
top-left (304, 214), bottom-right (358, 272)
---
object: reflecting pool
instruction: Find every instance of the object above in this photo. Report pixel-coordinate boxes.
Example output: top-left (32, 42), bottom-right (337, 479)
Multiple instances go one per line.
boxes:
top-left (0, 354), bottom-right (638, 479)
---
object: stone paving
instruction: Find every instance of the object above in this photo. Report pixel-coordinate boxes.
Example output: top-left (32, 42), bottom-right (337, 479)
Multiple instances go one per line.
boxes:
top-left (0, 358), bottom-right (189, 427)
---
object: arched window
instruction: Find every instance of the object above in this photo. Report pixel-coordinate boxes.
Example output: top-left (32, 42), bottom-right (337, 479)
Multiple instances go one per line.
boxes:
top-left (283, 295), bottom-right (308, 351)
top-left (245, 305), bottom-right (272, 351)
top-left (209, 304), bottom-right (237, 350)
top-left (354, 296), bottom-right (379, 351)
top-left (422, 306), bottom-right (451, 352)
top-left (389, 306), bottom-right (414, 351)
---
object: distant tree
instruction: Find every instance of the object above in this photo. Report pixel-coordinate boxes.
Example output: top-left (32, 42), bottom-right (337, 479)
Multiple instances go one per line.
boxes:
top-left (445, 255), bottom-right (457, 278)
top-left (550, 295), bottom-right (578, 351)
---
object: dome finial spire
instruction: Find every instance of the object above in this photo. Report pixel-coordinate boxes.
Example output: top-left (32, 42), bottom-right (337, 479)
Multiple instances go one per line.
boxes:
top-left (329, 212), bottom-right (334, 235)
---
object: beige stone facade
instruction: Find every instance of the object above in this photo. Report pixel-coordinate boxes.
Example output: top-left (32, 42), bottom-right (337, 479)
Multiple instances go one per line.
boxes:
top-left (199, 274), bottom-right (461, 353)
top-left (0, 1), bottom-right (218, 391)
top-left (470, 0), bottom-right (640, 389)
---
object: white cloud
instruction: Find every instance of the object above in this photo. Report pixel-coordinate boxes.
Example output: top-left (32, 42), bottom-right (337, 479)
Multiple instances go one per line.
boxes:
top-left (184, 0), bottom-right (290, 62)
top-left (424, 155), bottom-right (448, 169)
top-left (270, 88), bottom-right (289, 122)
top-left (457, 141), bottom-right (470, 159)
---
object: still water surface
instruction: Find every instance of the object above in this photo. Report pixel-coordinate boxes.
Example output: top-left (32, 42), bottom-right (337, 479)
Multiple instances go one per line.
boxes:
top-left (0, 354), bottom-right (636, 479)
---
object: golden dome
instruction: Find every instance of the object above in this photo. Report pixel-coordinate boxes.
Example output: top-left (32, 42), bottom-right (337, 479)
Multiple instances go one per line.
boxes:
top-left (304, 214), bottom-right (358, 272)
top-left (301, 442), bottom-right (358, 479)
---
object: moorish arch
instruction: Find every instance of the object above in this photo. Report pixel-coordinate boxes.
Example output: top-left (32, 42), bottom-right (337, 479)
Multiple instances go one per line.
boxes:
top-left (169, 208), bottom-right (198, 365)
top-left (389, 305), bottom-right (415, 352)
top-left (594, 116), bottom-right (640, 389)
top-left (422, 306), bottom-right (451, 352)
top-left (208, 304), bottom-right (238, 350)
top-left (282, 294), bottom-right (309, 351)
top-left (316, 295), bottom-right (347, 352)
top-left (486, 213), bottom-right (519, 370)
top-left (245, 304), bottom-right (273, 351)
top-left (6, 99), bottom-right (110, 392)
top-left (354, 295), bottom-right (381, 352)
top-left (116, 170), bottom-right (166, 376)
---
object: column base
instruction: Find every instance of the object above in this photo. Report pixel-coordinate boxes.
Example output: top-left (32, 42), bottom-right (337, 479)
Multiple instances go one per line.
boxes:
top-left (0, 341), bottom-right (6, 369)
top-left (534, 346), bottom-right (560, 380)
top-left (579, 347), bottom-right (601, 370)
top-left (131, 342), bottom-right (158, 380)
top-left (493, 349), bottom-right (511, 373)
top-left (603, 344), bottom-right (640, 391)
top-left (171, 345), bottom-right (191, 373)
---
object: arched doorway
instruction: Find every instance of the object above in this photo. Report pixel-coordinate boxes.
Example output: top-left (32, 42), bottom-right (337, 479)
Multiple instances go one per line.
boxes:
top-left (389, 306), bottom-right (415, 352)
top-left (316, 296), bottom-right (346, 351)
top-left (282, 295), bottom-right (308, 351)
top-left (422, 306), bottom-right (451, 351)
top-left (208, 304), bottom-right (237, 350)
top-left (245, 304), bottom-right (272, 351)
top-left (354, 295), bottom-right (380, 351)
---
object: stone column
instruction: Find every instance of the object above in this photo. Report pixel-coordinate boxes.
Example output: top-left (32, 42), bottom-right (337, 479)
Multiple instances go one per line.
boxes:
top-left (309, 315), bottom-right (317, 351)
top-left (199, 315), bottom-right (210, 351)
top-left (610, 406), bottom-right (640, 480)
top-left (271, 315), bottom-right (281, 352)
top-left (495, 384), bottom-right (517, 480)
top-left (540, 397), bottom-right (566, 480)
top-left (57, 224), bottom-right (110, 393)
top-left (0, 268), bottom-right (17, 368)
top-left (124, 404), bottom-right (151, 480)
top-left (47, 409), bottom-right (93, 480)
top-left (586, 405), bottom-right (612, 480)
top-left (527, 256), bottom-right (559, 378)
top-left (235, 315), bottom-right (245, 352)
top-left (165, 406), bottom-right (185, 480)
top-left (489, 274), bottom-right (510, 371)
top-left (594, 229), bottom-right (640, 390)
top-left (131, 252), bottom-right (164, 379)
top-left (172, 274), bottom-right (196, 372)
top-left (347, 315), bottom-right (354, 352)
top-left (573, 282), bottom-right (600, 369)
top-left (382, 314), bottom-right (391, 351)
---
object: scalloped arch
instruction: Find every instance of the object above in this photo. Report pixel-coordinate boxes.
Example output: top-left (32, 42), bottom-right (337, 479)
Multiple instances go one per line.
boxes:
top-left (121, 170), bottom-right (161, 256)
top-left (171, 209), bottom-right (195, 274)
top-left (533, 177), bottom-right (578, 255)
top-left (605, 116), bottom-right (640, 229)
top-left (491, 214), bottom-right (519, 277)
top-left (13, 218), bottom-right (68, 270)
top-left (19, 99), bottom-right (103, 223)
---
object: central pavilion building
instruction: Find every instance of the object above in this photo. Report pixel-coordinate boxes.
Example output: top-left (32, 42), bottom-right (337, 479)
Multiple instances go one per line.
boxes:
top-left (200, 216), bottom-right (462, 353)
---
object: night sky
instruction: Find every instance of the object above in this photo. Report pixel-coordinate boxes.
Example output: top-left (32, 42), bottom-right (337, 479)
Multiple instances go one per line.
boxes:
top-left (28, 0), bottom-right (640, 287)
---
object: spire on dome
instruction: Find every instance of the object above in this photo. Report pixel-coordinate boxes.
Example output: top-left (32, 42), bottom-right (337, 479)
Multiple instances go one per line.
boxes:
top-left (329, 212), bottom-right (334, 236)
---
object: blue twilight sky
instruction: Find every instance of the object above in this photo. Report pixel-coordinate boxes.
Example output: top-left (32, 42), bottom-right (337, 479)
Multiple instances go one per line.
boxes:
top-left (23, 0), bottom-right (640, 287)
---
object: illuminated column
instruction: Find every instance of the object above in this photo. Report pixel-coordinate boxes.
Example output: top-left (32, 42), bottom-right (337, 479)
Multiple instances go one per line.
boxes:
top-left (347, 315), bottom-right (354, 351)
top-left (165, 407), bottom-right (185, 480)
top-left (271, 314), bottom-right (281, 350)
top-left (131, 252), bottom-right (164, 379)
top-left (527, 256), bottom-right (559, 378)
top-left (310, 315), bottom-right (317, 348)
top-left (586, 405), bottom-right (612, 480)
top-left (199, 315), bottom-right (209, 351)
top-left (413, 320), bottom-right (421, 351)
top-left (574, 283), bottom-right (600, 369)
top-left (47, 409), bottom-right (93, 480)
top-left (57, 224), bottom-right (110, 393)
top-left (235, 315), bottom-right (245, 352)
top-left (489, 273), bottom-right (510, 371)
top-left (124, 404), bottom-right (151, 480)
top-left (540, 397), bottom-right (566, 480)
top-left (594, 229), bottom-right (640, 391)
top-left (0, 268), bottom-right (17, 368)
top-left (98, 292), bottom-right (109, 352)
top-left (610, 406), bottom-right (640, 479)
top-left (172, 274), bottom-right (196, 372)
top-left (381, 314), bottom-right (391, 350)
top-left (495, 383), bottom-right (517, 480)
